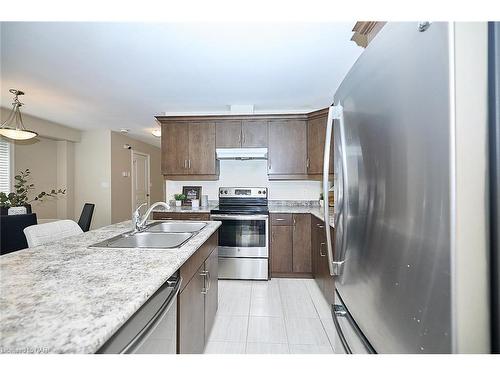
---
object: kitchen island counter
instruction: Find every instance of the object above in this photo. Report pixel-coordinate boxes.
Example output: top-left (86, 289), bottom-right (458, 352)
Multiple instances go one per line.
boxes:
top-left (0, 220), bottom-right (221, 354)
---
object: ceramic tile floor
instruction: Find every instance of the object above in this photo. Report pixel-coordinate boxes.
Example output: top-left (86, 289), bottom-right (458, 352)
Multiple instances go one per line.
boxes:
top-left (204, 278), bottom-right (337, 354)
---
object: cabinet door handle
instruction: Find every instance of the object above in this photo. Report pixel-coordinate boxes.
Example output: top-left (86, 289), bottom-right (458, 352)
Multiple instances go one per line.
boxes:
top-left (206, 270), bottom-right (211, 291)
top-left (275, 218), bottom-right (285, 221)
top-left (242, 132), bottom-right (245, 146)
top-left (188, 159), bottom-right (191, 169)
top-left (293, 217), bottom-right (296, 226)
top-left (306, 157), bottom-right (310, 170)
top-left (238, 132), bottom-right (242, 145)
top-left (320, 242), bottom-right (326, 257)
top-left (317, 223), bottom-right (324, 228)
top-left (200, 270), bottom-right (209, 294)
top-left (183, 160), bottom-right (187, 169)
top-left (268, 159), bottom-right (271, 170)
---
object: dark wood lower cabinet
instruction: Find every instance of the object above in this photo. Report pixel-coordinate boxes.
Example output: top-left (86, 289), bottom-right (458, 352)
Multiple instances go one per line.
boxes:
top-left (270, 213), bottom-right (312, 277)
top-left (271, 225), bottom-right (293, 273)
top-left (178, 263), bottom-right (206, 354)
top-left (177, 232), bottom-right (218, 354)
top-left (204, 247), bottom-right (218, 339)
top-left (311, 216), bottom-right (335, 305)
top-left (292, 214), bottom-right (311, 273)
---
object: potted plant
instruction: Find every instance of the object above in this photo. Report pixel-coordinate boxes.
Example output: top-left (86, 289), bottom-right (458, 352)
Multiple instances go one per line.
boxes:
top-left (174, 193), bottom-right (186, 207)
top-left (319, 192), bottom-right (324, 208)
top-left (0, 169), bottom-right (66, 215)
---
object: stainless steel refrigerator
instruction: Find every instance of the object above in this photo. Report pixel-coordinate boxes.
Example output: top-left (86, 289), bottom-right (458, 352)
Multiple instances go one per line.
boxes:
top-left (322, 22), bottom-right (457, 353)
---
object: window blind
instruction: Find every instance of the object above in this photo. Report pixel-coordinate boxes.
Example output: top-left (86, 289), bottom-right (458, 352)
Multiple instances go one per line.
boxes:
top-left (0, 138), bottom-right (11, 193)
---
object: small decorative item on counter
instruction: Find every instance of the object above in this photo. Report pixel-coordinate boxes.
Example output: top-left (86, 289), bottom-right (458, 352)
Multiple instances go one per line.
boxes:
top-left (191, 199), bottom-right (200, 208)
top-left (319, 193), bottom-right (324, 208)
top-left (201, 194), bottom-right (209, 207)
top-left (182, 185), bottom-right (202, 206)
top-left (0, 169), bottom-right (66, 215)
top-left (174, 193), bottom-right (186, 207)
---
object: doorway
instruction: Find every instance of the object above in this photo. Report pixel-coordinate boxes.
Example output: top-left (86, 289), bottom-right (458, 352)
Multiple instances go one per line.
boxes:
top-left (131, 151), bottom-right (150, 211)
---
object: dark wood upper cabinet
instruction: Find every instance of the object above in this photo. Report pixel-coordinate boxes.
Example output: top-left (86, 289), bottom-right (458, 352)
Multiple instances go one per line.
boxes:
top-left (161, 121), bottom-right (217, 178)
top-left (242, 120), bottom-right (268, 147)
top-left (188, 122), bottom-right (216, 175)
top-left (161, 122), bottom-right (189, 175)
top-left (292, 214), bottom-right (311, 273)
top-left (216, 120), bottom-right (268, 148)
top-left (268, 120), bottom-right (307, 175)
top-left (158, 108), bottom-right (332, 181)
top-left (307, 115), bottom-right (333, 175)
top-left (216, 120), bottom-right (242, 148)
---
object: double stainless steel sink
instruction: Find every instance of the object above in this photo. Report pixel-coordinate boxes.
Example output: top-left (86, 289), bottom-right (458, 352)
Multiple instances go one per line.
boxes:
top-left (91, 221), bottom-right (207, 249)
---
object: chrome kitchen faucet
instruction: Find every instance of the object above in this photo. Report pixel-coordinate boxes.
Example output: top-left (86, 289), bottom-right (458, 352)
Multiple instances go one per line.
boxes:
top-left (132, 201), bottom-right (170, 232)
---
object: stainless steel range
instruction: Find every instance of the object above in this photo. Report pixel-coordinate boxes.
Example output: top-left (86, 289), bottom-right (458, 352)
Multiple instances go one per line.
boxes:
top-left (210, 187), bottom-right (269, 280)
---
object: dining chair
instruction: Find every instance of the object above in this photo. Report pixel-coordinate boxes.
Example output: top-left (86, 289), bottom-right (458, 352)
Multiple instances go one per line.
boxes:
top-left (77, 203), bottom-right (95, 232)
top-left (23, 219), bottom-right (83, 248)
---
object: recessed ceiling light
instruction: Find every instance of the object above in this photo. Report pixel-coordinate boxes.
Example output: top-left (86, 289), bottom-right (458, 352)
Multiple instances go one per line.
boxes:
top-left (152, 128), bottom-right (161, 137)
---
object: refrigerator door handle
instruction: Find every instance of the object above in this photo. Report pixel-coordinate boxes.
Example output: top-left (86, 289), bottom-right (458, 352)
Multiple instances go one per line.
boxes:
top-left (332, 304), bottom-right (352, 354)
top-left (323, 104), bottom-right (348, 276)
top-left (332, 291), bottom-right (376, 354)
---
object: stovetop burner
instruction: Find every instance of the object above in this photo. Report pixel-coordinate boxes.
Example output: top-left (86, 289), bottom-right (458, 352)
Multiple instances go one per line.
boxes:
top-left (210, 187), bottom-right (268, 215)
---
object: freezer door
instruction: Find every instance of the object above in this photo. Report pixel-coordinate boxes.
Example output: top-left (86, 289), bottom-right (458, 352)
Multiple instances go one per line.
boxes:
top-left (333, 22), bottom-right (452, 353)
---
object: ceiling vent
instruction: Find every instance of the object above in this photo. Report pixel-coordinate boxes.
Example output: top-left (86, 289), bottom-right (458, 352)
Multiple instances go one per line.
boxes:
top-left (230, 104), bottom-right (254, 114)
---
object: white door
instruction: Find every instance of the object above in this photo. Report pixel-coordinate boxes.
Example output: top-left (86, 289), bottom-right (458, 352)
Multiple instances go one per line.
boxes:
top-left (132, 151), bottom-right (150, 211)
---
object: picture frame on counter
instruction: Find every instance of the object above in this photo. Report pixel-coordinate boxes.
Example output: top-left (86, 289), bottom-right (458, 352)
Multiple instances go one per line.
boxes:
top-left (182, 186), bottom-right (202, 206)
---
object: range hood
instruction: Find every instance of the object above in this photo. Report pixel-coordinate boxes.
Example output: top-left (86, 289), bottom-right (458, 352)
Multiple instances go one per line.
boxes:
top-left (216, 148), bottom-right (268, 160)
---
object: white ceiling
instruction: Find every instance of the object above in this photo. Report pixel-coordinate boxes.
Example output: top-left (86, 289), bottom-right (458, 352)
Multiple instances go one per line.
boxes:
top-left (0, 22), bottom-right (362, 146)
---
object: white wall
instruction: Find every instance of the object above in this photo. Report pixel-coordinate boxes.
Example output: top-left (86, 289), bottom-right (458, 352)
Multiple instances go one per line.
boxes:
top-left (165, 160), bottom-right (321, 201)
top-left (74, 130), bottom-right (112, 229)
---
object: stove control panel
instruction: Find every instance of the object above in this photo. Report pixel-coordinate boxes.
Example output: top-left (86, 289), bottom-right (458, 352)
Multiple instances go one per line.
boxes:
top-left (218, 187), bottom-right (268, 198)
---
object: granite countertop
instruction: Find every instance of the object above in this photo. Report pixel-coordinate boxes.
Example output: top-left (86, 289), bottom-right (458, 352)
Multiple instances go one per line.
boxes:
top-left (0, 220), bottom-right (221, 354)
top-left (152, 201), bottom-right (335, 228)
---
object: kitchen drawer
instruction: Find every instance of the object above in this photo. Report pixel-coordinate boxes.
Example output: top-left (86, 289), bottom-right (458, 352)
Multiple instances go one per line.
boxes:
top-left (270, 213), bottom-right (293, 226)
top-left (152, 212), bottom-right (210, 221)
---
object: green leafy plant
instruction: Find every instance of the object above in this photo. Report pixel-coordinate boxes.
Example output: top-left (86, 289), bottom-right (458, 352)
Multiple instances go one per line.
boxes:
top-left (174, 193), bottom-right (186, 201)
top-left (0, 169), bottom-right (66, 208)
top-left (319, 192), bottom-right (324, 200)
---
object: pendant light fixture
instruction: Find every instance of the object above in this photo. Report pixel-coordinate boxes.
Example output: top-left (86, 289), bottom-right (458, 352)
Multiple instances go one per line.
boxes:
top-left (0, 89), bottom-right (38, 140)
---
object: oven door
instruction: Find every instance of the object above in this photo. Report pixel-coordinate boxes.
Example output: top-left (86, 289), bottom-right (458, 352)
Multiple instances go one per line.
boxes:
top-left (210, 214), bottom-right (268, 258)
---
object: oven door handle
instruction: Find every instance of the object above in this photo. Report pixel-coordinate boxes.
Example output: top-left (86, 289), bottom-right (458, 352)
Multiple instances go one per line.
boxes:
top-left (210, 214), bottom-right (269, 221)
